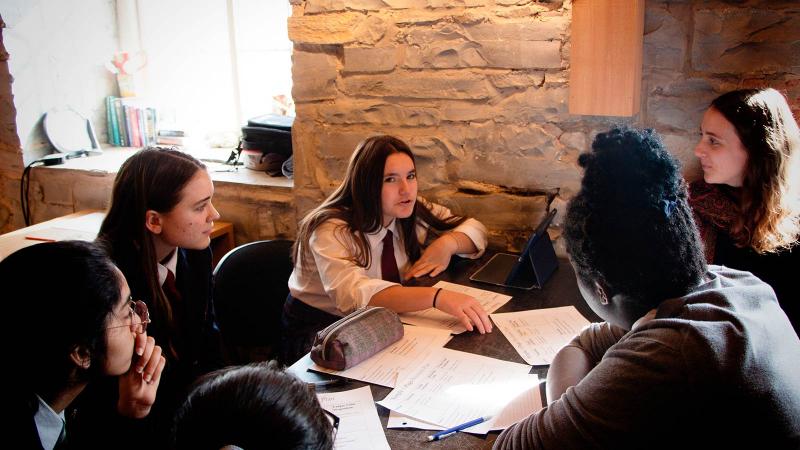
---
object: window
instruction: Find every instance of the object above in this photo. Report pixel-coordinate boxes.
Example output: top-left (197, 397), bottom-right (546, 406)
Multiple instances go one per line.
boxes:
top-left (129, 0), bottom-right (293, 148)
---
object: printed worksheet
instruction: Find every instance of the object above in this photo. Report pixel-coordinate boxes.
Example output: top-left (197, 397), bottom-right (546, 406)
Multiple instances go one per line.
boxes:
top-left (377, 347), bottom-right (536, 432)
top-left (310, 324), bottom-right (452, 387)
top-left (386, 373), bottom-right (543, 432)
top-left (317, 386), bottom-right (390, 450)
top-left (399, 281), bottom-right (512, 334)
top-left (490, 306), bottom-right (591, 365)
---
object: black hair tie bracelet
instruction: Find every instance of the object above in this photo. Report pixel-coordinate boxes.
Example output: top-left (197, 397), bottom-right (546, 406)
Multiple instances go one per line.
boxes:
top-left (433, 287), bottom-right (443, 309)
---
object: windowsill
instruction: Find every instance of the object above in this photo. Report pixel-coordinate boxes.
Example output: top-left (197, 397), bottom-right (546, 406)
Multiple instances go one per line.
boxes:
top-left (33, 146), bottom-right (293, 189)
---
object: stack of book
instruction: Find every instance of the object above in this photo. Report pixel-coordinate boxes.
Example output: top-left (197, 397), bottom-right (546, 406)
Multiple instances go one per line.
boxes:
top-left (155, 129), bottom-right (186, 146)
top-left (105, 96), bottom-right (158, 147)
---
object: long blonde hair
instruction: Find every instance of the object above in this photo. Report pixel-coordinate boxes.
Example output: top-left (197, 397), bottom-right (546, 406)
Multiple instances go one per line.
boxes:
top-left (711, 88), bottom-right (800, 253)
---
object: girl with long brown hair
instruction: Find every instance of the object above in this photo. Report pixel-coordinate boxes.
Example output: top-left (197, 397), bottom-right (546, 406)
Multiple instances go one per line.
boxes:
top-left (87, 147), bottom-right (224, 448)
top-left (282, 135), bottom-right (492, 363)
top-left (691, 88), bottom-right (800, 334)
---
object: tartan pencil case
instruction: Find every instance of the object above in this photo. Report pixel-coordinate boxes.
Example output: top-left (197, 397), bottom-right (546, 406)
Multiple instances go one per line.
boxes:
top-left (310, 306), bottom-right (404, 371)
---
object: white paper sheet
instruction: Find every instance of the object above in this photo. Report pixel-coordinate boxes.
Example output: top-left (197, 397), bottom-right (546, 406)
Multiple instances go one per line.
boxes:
top-left (387, 411), bottom-right (443, 431)
top-left (310, 325), bottom-right (452, 388)
top-left (399, 281), bottom-right (512, 334)
top-left (386, 375), bottom-right (543, 432)
top-left (377, 347), bottom-right (536, 432)
top-left (317, 386), bottom-right (390, 450)
top-left (24, 226), bottom-right (98, 242)
top-left (23, 212), bottom-right (105, 242)
top-left (490, 306), bottom-right (591, 365)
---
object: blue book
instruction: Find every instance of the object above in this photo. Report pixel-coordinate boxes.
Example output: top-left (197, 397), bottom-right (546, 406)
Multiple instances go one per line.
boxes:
top-left (107, 96), bottom-right (120, 146)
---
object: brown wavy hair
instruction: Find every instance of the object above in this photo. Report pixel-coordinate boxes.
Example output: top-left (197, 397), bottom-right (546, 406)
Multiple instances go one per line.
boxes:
top-left (97, 147), bottom-right (205, 358)
top-left (294, 135), bottom-right (465, 272)
top-left (711, 88), bottom-right (800, 253)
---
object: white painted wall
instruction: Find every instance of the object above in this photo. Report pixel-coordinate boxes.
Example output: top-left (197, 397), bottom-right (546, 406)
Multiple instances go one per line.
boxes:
top-left (3, 0), bottom-right (118, 164)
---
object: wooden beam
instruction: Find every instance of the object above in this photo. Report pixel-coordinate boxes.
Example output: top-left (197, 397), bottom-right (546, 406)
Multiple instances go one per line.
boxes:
top-left (569, 0), bottom-right (645, 117)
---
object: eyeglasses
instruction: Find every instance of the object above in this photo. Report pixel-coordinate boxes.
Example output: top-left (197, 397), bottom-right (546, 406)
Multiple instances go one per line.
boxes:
top-left (322, 408), bottom-right (340, 442)
top-left (105, 299), bottom-right (150, 334)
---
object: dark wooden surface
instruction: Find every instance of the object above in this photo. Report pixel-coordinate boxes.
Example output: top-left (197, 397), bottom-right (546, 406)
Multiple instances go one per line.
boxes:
top-left (287, 253), bottom-right (599, 450)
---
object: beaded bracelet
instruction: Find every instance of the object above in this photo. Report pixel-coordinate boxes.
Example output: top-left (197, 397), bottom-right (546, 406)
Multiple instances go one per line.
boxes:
top-left (433, 287), bottom-right (443, 309)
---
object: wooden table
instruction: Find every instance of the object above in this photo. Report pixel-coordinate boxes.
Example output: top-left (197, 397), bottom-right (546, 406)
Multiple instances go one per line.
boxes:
top-left (287, 253), bottom-right (600, 449)
top-left (0, 210), bottom-right (235, 267)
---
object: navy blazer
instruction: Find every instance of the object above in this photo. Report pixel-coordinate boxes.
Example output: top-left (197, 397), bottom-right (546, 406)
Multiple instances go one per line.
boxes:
top-left (70, 246), bottom-right (223, 450)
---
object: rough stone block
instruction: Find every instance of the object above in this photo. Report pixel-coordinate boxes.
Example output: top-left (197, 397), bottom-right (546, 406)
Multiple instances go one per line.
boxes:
top-left (495, 5), bottom-right (553, 19)
top-left (289, 12), bottom-right (386, 45)
top-left (383, 0), bottom-right (429, 8)
top-left (428, 0), bottom-right (486, 7)
top-left (477, 40), bottom-right (561, 69)
top-left (643, 2), bottom-right (689, 71)
top-left (660, 132), bottom-right (701, 179)
top-left (495, 85), bottom-right (568, 123)
top-left (439, 190), bottom-right (549, 233)
top-left (73, 176), bottom-right (112, 211)
top-left (404, 23), bottom-right (471, 46)
top-left (316, 129), bottom-right (367, 161)
top-left (439, 122), bottom-right (579, 191)
top-left (319, 100), bottom-right (441, 126)
top-left (692, 8), bottom-right (800, 74)
top-left (404, 27), bottom-right (562, 69)
top-left (34, 172), bottom-right (73, 206)
top-left (559, 131), bottom-right (587, 153)
top-left (404, 41), bottom-right (487, 68)
top-left (344, 47), bottom-right (397, 73)
top-left (440, 100), bottom-right (496, 122)
top-left (489, 71), bottom-right (545, 89)
top-left (305, 0), bottom-right (345, 13)
top-left (467, 18), bottom-right (568, 41)
top-left (292, 51), bottom-right (338, 101)
top-left (646, 77), bottom-right (715, 132)
top-left (341, 72), bottom-right (494, 99)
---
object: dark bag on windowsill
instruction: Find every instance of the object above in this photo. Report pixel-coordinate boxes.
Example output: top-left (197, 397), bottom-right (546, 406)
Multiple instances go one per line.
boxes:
top-left (310, 306), bottom-right (404, 371)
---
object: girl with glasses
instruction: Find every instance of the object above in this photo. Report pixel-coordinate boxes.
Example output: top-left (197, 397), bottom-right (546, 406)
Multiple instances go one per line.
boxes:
top-left (89, 147), bottom-right (225, 449)
top-left (4, 240), bottom-right (165, 449)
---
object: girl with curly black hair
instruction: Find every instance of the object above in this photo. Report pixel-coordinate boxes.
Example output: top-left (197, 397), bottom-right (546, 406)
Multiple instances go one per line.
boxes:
top-left (495, 126), bottom-right (800, 450)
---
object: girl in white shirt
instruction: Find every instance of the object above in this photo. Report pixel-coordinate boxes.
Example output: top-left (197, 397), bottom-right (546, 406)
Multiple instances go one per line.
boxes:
top-left (282, 135), bottom-right (492, 363)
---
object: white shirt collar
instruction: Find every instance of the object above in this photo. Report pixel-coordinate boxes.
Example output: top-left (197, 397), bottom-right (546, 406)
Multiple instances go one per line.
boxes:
top-left (157, 248), bottom-right (179, 287)
top-left (366, 219), bottom-right (399, 244)
top-left (34, 395), bottom-right (65, 450)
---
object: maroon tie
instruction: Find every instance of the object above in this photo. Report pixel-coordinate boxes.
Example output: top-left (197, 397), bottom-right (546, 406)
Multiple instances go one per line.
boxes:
top-left (381, 230), bottom-right (401, 283)
top-left (163, 269), bottom-right (183, 304)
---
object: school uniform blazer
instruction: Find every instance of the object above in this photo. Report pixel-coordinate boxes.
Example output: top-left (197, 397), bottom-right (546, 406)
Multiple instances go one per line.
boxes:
top-left (70, 246), bottom-right (223, 450)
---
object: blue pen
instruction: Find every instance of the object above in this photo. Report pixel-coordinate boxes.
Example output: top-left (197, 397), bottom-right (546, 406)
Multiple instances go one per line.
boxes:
top-left (426, 415), bottom-right (493, 442)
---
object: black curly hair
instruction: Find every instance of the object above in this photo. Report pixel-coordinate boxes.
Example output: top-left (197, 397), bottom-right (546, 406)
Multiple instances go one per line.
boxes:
top-left (564, 126), bottom-right (706, 309)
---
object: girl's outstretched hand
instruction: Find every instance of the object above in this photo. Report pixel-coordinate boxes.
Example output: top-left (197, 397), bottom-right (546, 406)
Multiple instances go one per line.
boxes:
top-left (435, 289), bottom-right (493, 334)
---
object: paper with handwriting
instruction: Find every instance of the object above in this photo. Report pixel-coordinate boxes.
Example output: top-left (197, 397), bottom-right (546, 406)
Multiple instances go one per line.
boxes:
top-left (490, 306), bottom-right (591, 365)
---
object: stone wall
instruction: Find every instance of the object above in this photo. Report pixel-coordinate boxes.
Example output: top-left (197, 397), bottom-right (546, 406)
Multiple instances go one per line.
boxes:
top-left (288, 0), bottom-right (799, 253)
top-left (0, 1), bottom-right (798, 252)
top-left (24, 166), bottom-right (296, 246)
top-left (0, 16), bottom-right (23, 233)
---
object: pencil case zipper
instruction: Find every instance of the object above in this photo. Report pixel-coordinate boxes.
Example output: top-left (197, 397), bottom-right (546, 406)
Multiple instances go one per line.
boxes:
top-left (318, 307), bottom-right (381, 360)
